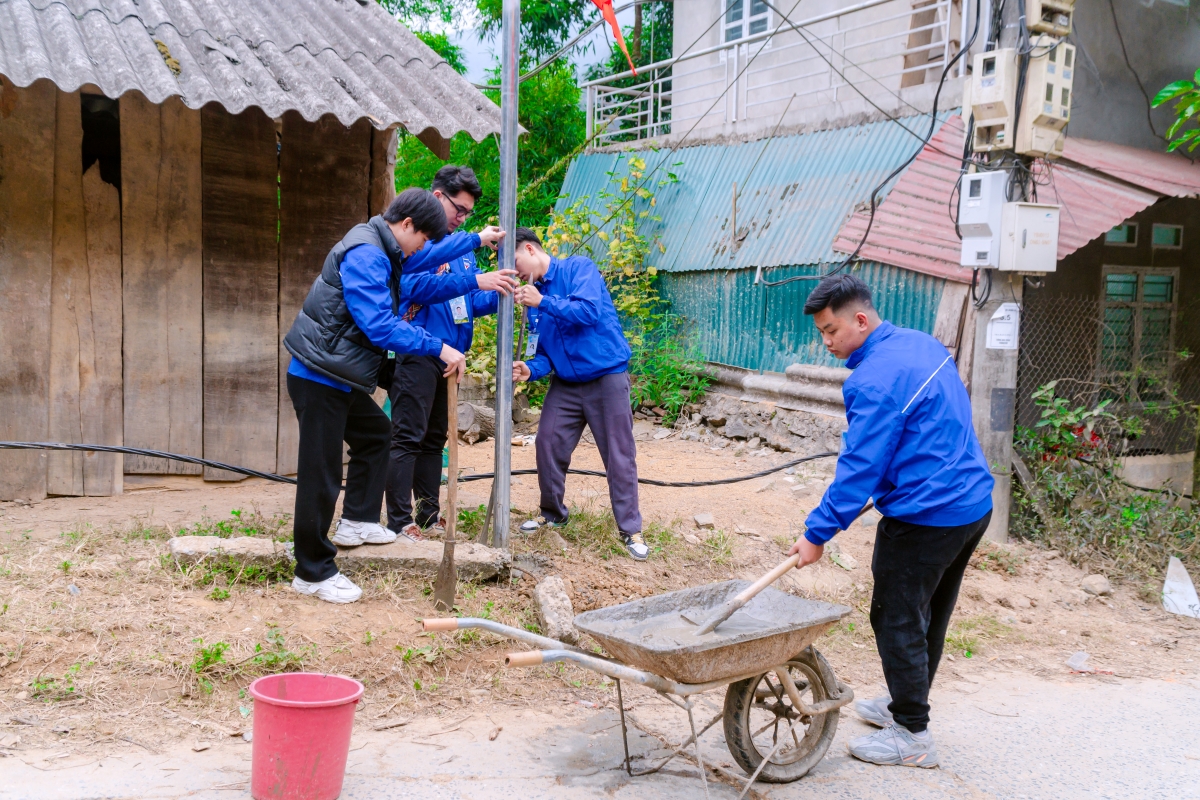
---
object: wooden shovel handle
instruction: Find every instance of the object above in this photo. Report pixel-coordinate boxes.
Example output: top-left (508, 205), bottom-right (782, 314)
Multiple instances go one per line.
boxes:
top-left (695, 553), bottom-right (801, 635)
top-left (445, 379), bottom-right (458, 543)
top-left (734, 553), bottom-right (802, 604)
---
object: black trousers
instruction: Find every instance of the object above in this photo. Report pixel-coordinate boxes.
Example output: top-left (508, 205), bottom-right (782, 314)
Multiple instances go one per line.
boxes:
top-left (870, 509), bottom-right (992, 733)
top-left (287, 374), bottom-right (391, 583)
top-left (386, 355), bottom-right (448, 531)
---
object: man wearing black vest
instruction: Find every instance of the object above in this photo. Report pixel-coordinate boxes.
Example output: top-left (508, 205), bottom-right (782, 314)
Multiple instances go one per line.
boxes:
top-left (282, 188), bottom-right (502, 604)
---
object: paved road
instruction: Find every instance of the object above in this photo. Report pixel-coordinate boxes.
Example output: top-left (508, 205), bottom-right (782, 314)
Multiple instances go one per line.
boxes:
top-left (5, 671), bottom-right (1198, 800)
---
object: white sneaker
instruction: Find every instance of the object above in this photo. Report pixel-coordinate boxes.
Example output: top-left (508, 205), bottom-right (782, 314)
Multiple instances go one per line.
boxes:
top-left (332, 519), bottom-right (397, 547)
top-left (291, 573), bottom-right (362, 604)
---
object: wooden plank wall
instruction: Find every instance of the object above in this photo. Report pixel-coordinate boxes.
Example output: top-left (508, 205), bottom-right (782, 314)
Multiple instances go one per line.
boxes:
top-left (277, 112), bottom-right (372, 475)
top-left (0, 78), bottom-right (56, 501)
top-left (121, 93), bottom-right (203, 474)
top-left (201, 106), bottom-right (280, 480)
top-left (47, 93), bottom-right (125, 496)
top-left (80, 164), bottom-right (124, 494)
top-left (48, 89), bottom-right (88, 494)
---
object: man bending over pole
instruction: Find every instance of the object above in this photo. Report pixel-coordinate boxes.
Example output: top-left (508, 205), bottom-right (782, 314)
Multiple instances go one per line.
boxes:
top-left (788, 275), bottom-right (994, 767)
top-left (509, 228), bottom-right (648, 561)
top-left (282, 189), bottom-right (472, 604)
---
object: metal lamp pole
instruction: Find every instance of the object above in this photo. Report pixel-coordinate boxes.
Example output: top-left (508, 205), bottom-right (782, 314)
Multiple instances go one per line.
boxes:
top-left (492, 0), bottom-right (520, 550)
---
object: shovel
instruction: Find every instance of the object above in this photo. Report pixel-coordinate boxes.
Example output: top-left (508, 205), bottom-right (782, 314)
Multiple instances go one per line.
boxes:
top-left (684, 501), bottom-right (876, 635)
top-left (432, 378), bottom-right (460, 612)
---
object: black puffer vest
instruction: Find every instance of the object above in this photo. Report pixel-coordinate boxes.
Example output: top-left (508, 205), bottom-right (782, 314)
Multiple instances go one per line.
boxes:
top-left (283, 216), bottom-right (403, 393)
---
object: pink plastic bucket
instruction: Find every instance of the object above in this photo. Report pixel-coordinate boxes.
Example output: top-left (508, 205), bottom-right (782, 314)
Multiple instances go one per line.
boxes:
top-left (248, 672), bottom-right (364, 800)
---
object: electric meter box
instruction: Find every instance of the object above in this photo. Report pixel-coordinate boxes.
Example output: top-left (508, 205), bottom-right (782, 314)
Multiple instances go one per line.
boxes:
top-left (970, 48), bottom-right (1018, 152)
top-left (1027, 0), bottom-right (1074, 37)
top-left (1017, 43), bottom-right (1074, 157)
top-left (999, 202), bottom-right (1060, 273)
top-left (958, 170), bottom-right (1008, 267)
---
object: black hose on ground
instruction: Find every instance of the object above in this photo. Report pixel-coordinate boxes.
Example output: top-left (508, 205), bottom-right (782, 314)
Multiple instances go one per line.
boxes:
top-left (0, 442), bottom-right (838, 490)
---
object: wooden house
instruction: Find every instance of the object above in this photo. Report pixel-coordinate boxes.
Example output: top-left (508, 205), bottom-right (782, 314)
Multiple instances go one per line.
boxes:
top-left (0, 0), bottom-right (503, 500)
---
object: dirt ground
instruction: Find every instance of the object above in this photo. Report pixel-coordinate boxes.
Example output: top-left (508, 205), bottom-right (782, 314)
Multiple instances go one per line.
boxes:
top-left (1, 428), bottom-right (1198, 777)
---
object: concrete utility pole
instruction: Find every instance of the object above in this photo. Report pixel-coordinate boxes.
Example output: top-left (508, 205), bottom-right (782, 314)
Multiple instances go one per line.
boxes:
top-left (492, 0), bottom-right (520, 550)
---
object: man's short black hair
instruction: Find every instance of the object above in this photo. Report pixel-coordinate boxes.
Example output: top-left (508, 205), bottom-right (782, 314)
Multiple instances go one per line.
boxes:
top-left (802, 274), bottom-right (875, 315)
top-left (431, 165), bottom-right (482, 201)
top-left (514, 227), bottom-right (543, 250)
top-left (383, 187), bottom-right (448, 241)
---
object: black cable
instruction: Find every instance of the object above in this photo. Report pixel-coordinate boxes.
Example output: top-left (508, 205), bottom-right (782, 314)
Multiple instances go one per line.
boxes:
top-left (757, 0), bottom-right (983, 288)
top-left (0, 442), bottom-right (838, 490)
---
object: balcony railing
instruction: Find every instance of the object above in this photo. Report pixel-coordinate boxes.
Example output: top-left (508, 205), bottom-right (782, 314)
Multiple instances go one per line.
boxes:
top-left (583, 0), bottom-right (961, 146)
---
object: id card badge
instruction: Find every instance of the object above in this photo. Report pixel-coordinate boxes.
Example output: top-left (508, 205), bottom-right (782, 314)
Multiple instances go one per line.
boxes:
top-left (449, 296), bottom-right (469, 324)
top-left (525, 332), bottom-right (540, 358)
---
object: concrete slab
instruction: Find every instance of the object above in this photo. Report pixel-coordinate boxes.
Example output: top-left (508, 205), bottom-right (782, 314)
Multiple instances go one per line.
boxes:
top-left (336, 539), bottom-right (510, 582)
top-left (168, 535), bottom-right (291, 565)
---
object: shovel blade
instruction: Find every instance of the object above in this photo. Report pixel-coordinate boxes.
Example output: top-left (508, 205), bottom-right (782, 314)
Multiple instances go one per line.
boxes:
top-left (432, 540), bottom-right (457, 612)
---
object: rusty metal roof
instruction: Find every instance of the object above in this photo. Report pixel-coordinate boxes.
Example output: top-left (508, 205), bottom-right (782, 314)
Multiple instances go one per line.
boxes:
top-left (0, 0), bottom-right (502, 139)
top-left (834, 116), bottom-right (1181, 283)
top-left (1062, 137), bottom-right (1200, 199)
top-left (559, 113), bottom-right (952, 272)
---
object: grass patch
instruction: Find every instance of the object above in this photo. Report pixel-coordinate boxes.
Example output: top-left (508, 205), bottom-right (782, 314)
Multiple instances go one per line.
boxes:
top-left (701, 529), bottom-right (735, 566)
top-left (457, 504), bottom-right (488, 540)
top-left (186, 508), bottom-right (291, 541)
top-left (31, 662), bottom-right (90, 702)
top-left (190, 627), bottom-right (312, 693)
top-left (176, 554), bottom-right (293, 593)
top-left (970, 540), bottom-right (1025, 576)
top-left (552, 505), bottom-right (681, 561)
top-left (945, 615), bottom-right (1011, 658)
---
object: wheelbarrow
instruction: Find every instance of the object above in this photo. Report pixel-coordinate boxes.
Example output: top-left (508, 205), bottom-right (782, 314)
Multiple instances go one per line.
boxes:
top-left (425, 579), bottom-right (853, 798)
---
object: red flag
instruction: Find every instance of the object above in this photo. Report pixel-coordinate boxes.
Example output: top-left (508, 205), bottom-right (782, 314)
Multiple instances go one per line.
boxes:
top-left (591, 0), bottom-right (637, 75)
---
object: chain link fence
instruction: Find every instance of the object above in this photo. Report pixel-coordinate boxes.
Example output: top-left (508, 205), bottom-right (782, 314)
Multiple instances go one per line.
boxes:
top-left (1016, 292), bottom-right (1200, 455)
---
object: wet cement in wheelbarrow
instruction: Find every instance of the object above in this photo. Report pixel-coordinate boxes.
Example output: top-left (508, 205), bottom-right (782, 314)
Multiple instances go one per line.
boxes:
top-left (575, 581), bottom-right (849, 654)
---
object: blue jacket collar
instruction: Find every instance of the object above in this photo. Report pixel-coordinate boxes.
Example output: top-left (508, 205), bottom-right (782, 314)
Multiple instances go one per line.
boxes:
top-left (537, 258), bottom-right (558, 288)
top-left (846, 320), bottom-right (895, 369)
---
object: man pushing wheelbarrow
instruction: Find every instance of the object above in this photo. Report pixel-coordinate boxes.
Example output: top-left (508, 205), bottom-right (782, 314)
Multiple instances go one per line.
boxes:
top-left (789, 275), bottom-right (995, 769)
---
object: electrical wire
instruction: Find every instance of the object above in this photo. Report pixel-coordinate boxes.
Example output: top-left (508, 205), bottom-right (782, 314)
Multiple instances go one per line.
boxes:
top-left (756, 0), bottom-right (982, 287)
top-left (0, 442), bottom-right (839, 490)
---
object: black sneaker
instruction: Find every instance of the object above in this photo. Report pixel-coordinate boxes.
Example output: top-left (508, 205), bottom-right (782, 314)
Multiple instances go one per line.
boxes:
top-left (518, 515), bottom-right (566, 534)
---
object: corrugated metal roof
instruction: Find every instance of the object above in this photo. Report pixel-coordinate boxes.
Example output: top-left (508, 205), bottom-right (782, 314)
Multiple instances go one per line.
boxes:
top-left (0, 0), bottom-right (502, 139)
top-left (833, 116), bottom-right (975, 283)
top-left (557, 113), bottom-right (952, 272)
top-left (834, 116), bottom-right (1175, 281)
top-left (1063, 136), bottom-right (1200, 198)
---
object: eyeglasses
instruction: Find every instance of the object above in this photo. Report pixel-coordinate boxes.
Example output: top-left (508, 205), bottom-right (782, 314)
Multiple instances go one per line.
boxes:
top-left (441, 193), bottom-right (474, 221)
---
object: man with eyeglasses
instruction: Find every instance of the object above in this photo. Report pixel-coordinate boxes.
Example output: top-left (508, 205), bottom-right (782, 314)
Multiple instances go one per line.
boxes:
top-left (385, 165), bottom-right (518, 540)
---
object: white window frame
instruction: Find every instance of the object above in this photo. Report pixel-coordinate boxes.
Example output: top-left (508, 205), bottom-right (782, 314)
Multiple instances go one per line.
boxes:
top-left (723, 0), bottom-right (770, 43)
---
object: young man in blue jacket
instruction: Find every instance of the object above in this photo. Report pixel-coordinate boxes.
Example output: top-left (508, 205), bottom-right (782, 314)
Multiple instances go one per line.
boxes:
top-left (788, 275), bottom-right (994, 768)
top-left (282, 188), bottom-right (502, 604)
top-left (386, 165), bottom-right (517, 538)
top-left (509, 228), bottom-right (648, 561)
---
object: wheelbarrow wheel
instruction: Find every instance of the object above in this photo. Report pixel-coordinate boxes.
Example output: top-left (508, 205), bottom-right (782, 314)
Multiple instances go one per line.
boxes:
top-left (722, 646), bottom-right (840, 783)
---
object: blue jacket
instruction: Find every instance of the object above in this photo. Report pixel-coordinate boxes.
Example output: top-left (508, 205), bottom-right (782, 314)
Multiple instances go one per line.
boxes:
top-left (288, 230), bottom-right (481, 391)
top-left (398, 242), bottom-right (497, 356)
top-left (804, 321), bottom-right (994, 545)
top-left (524, 256), bottom-right (632, 384)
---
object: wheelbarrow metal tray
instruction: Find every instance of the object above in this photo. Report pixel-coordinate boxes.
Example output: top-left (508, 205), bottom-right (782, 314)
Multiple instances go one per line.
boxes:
top-left (573, 580), bottom-right (851, 685)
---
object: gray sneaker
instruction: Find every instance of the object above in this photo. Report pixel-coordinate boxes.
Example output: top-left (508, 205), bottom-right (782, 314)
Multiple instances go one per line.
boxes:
top-left (519, 515), bottom-right (566, 535)
top-left (848, 724), bottom-right (938, 768)
top-left (854, 693), bottom-right (894, 727)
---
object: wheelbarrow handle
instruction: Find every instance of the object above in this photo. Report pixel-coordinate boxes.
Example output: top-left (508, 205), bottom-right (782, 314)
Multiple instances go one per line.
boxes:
top-left (504, 650), bottom-right (546, 667)
top-left (694, 553), bottom-right (801, 635)
top-left (423, 618), bottom-right (460, 632)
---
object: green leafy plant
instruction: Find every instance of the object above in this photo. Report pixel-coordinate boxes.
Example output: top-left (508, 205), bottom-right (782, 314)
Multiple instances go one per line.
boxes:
top-left (31, 662), bottom-right (88, 701)
top-left (192, 639), bottom-right (230, 693)
top-left (1013, 382), bottom-right (1199, 578)
top-left (1152, 69), bottom-right (1200, 152)
top-left (248, 627), bottom-right (309, 674)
